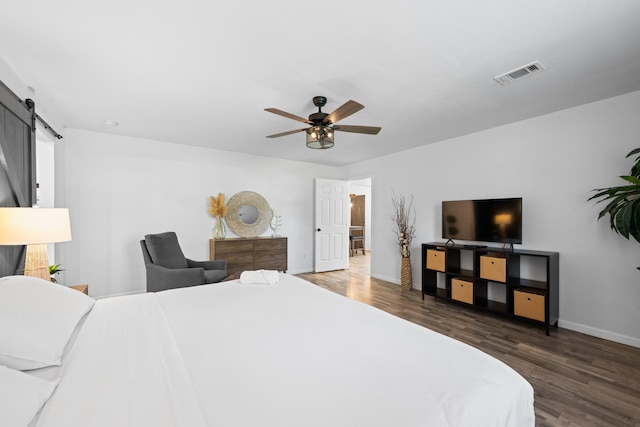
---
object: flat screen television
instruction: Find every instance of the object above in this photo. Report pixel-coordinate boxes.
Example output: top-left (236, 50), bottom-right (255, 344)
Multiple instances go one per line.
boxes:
top-left (442, 198), bottom-right (522, 244)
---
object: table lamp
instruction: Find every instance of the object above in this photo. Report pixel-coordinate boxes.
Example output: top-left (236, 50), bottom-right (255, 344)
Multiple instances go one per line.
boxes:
top-left (0, 207), bottom-right (72, 281)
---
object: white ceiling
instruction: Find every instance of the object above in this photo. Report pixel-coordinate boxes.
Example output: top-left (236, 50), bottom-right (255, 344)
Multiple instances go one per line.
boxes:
top-left (1, 1), bottom-right (639, 166)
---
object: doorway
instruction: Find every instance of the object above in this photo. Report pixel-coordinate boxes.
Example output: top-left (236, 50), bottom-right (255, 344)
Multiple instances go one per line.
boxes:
top-left (348, 177), bottom-right (371, 275)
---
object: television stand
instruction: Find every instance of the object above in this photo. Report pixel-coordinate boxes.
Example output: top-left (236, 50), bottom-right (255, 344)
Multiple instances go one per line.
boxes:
top-left (421, 242), bottom-right (559, 335)
top-left (444, 239), bottom-right (486, 249)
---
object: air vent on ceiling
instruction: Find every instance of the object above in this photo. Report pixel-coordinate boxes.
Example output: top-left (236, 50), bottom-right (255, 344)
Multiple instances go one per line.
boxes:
top-left (494, 61), bottom-right (545, 85)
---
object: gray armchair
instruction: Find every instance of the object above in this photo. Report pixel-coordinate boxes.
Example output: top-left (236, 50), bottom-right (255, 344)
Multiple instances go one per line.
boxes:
top-left (140, 232), bottom-right (227, 292)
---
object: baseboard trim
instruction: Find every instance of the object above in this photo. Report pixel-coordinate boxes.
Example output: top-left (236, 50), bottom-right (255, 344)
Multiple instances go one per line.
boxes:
top-left (371, 274), bottom-right (639, 348)
top-left (370, 273), bottom-right (422, 290)
top-left (370, 273), bottom-right (399, 285)
top-left (558, 320), bottom-right (640, 349)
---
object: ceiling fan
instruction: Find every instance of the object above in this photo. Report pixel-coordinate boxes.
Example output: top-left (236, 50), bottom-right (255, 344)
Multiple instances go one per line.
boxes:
top-left (265, 96), bottom-right (381, 149)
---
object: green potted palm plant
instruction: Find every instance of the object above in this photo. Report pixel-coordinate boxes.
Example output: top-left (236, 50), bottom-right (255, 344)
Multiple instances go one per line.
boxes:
top-left (589, 147), bottom-right (640, 269)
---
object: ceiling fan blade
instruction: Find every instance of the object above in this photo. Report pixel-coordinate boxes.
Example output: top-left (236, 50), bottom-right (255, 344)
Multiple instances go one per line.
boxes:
top-left (266, 128), bottom-right (307, 138)
top-left (333, 125), bottom-right (381, 135)
top-left (265, 108), bottom-right (312, 124)
top-left (323, 100), bottom-right (365, 124)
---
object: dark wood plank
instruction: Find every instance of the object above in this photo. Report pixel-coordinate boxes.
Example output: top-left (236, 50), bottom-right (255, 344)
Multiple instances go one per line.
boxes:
top-left (297, 253), bottom-right (640, 427)
top-left (0, 81), bottom-right (36, 277)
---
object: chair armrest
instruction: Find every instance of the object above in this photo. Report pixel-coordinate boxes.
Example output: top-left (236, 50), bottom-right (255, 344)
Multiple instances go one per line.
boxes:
top-left (145, 264), bottom-right (204, 292)
top-left (187, 259), bottom-right (227, 271)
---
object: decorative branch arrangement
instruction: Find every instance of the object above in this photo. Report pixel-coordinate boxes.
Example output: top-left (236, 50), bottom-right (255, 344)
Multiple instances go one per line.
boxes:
top-left (392, 191), bottom-right (416, 258)
top-left (208, 193), bottom-right (228, 239)
top-left (208, 193), bottom-right (228, 218)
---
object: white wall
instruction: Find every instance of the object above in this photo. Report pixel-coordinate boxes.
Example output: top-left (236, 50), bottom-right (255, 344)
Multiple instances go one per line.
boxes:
top-left (55, 129), bottom-right (340, 297)
top-left (35, 136), bottom-right (55, 208)
top-left (342, 90), bottom-right (640, 347)
top-left (0, 58), bottom-right (65, 136)
top-left (35, 133), bottom-right (56, 266)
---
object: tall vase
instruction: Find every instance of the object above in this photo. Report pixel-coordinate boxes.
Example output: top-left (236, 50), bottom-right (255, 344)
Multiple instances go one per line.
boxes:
top-left (213, 216), bottom-right (226, 239)
top-left (401, 257), bottom-right (412, 291)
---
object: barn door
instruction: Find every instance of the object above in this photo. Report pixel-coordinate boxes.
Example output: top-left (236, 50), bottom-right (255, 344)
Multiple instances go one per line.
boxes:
top-left (0, 80), bottom-right (37, 276)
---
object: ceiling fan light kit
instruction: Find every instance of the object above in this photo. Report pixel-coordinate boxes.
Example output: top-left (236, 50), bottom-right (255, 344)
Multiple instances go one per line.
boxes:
top-left (306, 125), bottom-right (334, 149)
top-left (265, 96), bottom-right (381, 149)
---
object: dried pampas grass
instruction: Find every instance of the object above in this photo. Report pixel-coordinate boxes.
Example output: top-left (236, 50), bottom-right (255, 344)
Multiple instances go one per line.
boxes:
top-left (208, 193), bottom-right (228, 218)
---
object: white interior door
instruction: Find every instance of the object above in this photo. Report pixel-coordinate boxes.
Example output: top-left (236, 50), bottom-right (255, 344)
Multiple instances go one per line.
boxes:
top-left (314, 178), bottom-right (349, 272)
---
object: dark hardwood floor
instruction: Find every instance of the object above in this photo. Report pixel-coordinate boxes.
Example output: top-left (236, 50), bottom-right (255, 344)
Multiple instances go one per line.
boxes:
top-left (297, 253), bottom-right (640, 427)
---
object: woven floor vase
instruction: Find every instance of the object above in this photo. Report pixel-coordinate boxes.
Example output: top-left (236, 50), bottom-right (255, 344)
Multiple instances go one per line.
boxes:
top-left (401, 257), bottom-right (412, 291)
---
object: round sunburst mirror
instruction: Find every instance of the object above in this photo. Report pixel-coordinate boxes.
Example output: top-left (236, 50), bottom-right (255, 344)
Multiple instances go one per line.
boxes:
top-left (225, 191), bottom-right (272, 237)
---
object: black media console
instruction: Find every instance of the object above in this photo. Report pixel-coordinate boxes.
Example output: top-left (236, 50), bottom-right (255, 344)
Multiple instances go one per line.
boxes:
top-left (421, 242), bottom-right (559, 335)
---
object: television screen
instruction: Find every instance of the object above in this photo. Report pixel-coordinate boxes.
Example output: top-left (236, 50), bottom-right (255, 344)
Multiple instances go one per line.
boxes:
top-left (442, 198), bottom-right (522, 244)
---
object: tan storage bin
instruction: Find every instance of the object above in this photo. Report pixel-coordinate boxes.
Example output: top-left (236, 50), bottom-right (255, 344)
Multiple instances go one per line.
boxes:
top-left (480, 255), bottom-right (507, 282)
top-left (513, 288), bottom-right (546, 322)
top-left (451, 278), bottom-right (473, 304)
top-left (426, 249), bottom-right (446, 272)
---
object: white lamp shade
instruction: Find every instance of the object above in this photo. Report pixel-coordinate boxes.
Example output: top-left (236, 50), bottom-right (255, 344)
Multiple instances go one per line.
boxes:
top-left (0, 208), bottom-right (72, 245)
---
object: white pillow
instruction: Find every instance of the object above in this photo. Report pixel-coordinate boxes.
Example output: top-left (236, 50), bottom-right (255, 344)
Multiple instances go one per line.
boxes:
top-left (0, 275), bottom-right (95, 370)
top-left (0, 364), bottom-right (59, 426)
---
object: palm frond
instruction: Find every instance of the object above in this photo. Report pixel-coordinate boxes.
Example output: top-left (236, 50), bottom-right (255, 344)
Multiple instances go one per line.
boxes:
top-left (589, 147), bottom-right (640, 244)
top-left (626, 148), bottom-right (640, 177)
top-left (631, 201), bottom-right (640, 243)
top-left (620, 175), bottom-right (640, 185)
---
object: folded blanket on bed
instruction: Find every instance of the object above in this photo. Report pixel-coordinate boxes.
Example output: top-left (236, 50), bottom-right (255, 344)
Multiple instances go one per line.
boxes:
top-left (239, 270), bottom-right (279, 285)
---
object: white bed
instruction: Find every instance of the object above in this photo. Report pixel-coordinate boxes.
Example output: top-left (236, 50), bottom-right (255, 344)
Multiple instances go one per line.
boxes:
top-left (1, 274), bottom-right (534, 426)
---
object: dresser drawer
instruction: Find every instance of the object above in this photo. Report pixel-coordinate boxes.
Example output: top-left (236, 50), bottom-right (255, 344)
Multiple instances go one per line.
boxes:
top-left (227, 263), bottom-right (254, 276)
top-left (451, 278), bottom-right (473, 304)
top-left (254, 238), bottom-right (286, 251)
top-left (514, 288), bottom-right (546, 322)
top-left (210, 237), bottom-right (288, 275)
top-left (479, 255), bottom-right (507, 282)
top-left (215, 240), bottom-right (254, 256)
top-left (426, 249), bottom-right (446, 272)
top-left (221, 252), bottom-right (254, 265)
top-left (257, 259), bottom-right (287, 271)
top-left (254, 250), bottom-right (286, 264)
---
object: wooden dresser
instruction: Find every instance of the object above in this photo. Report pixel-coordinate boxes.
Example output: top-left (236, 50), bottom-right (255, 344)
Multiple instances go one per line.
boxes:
top-left (209, 237), bottom-right (288, 276)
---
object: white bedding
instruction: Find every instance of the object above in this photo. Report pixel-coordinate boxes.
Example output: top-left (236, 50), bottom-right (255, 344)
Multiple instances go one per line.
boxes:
top-left (35, 274), bottom-right (534, 426)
